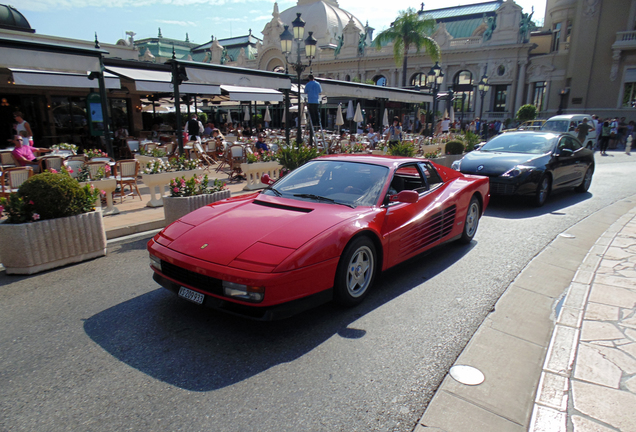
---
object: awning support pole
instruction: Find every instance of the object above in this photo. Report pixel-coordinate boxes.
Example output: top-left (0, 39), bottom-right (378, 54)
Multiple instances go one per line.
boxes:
top-left (95, 35), bottom-right (114, 159)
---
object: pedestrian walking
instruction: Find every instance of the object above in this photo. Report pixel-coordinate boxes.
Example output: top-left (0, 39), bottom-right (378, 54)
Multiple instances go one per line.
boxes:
top-left (575, 117), bottom-right (593, 148)
top-left (599, 121), bottom-right (611, 155)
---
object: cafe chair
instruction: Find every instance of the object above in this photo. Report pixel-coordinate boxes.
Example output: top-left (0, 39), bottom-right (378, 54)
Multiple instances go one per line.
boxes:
top-left (228, 145), bottom-right (246, 181)
top-left (85, 161), bottom-right (111, 180)
top-left (193, 142), bottom-right (216, 168)
top-left (39, 155), bottom-right (64, 173)
top-left (1, 166), bottom-right (34, 197)
top-left (114, 159), bottom-right (141, 203)
top-left (64, 160), bottom-right (84, 179)
top-left (0, 150), bottom-right (17, 169)
top-left (66, 154), bottom-right (88, 162)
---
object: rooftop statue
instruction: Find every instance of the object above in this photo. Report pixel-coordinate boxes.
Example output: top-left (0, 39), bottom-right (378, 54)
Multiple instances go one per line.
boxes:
top-left (334, 34), bottom-right (344, 58)
top-left (483, 14), bottom-right (496, 41)
top-left (519, 7), bottom-right (534, 43)
top-left (358, 31), bottom-right (367, 56)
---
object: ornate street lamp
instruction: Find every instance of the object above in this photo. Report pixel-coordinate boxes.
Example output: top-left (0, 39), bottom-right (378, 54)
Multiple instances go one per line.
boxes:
top-left (477, 72), bottom-right (490, 138)
top-left (425, 62), bottom-right (444, 136)
top-left (280, 13), bottom-right (317, 145)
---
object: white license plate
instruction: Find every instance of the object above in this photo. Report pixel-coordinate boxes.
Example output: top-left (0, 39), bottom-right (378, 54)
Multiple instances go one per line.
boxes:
top-left (178, 286), bottom-right (205, 304)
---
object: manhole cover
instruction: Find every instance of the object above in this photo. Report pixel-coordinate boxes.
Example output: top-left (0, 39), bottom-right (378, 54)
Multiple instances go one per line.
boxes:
top-left (559, 233), bottom-right (575, 239)
top-left (449, 365), bottom-right (485, 385)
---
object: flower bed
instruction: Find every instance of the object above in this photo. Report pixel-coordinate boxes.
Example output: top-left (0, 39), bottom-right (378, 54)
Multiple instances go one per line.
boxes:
top-left (164, 174), bottom-right (229, 224)
top-left (140, 156), bottom-right (205, 207)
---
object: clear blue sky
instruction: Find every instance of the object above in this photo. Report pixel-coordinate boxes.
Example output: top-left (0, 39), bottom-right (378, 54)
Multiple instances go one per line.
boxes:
top-left (21, 0), bottom-right (544, 47)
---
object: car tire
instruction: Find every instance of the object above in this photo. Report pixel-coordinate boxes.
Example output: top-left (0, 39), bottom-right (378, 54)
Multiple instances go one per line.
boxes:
top-left (575, 166), bottom-right (593, 193)
top-left (534, 175), bottom-right (551, 207)
top-left (334, 237), bottom-right (376, 306)
top-left (458, 196), bottom-right (480, 244)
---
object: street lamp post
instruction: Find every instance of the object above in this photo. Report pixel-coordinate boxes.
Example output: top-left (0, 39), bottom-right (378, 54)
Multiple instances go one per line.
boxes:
top-left (477, 72), bottom-right (490, 139)
top-left (280, 13), bottom-right (317, 146)
top-left (425, 61), bottom-right (444, 137)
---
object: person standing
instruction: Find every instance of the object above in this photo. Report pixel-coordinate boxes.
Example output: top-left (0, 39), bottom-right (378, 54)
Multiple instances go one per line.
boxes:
top-left (575, 117), bottom-right (593, 148)
top-left (186, 114), bottom-right (204, 141)
top-left (385, 116), bottom-right (402, 147)
top-left (440, 117), bottom-right (450, 134)
top-left (13, 111), bottom-right (33, 146)
top-left (599, 120), bottom-right (611, 156)
top-left (304, 74), bottom-right (322, 127)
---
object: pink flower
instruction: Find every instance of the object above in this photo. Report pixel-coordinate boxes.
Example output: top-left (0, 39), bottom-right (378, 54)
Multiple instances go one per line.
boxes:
top-left (100, 190), bottom-right (106, 196)
top-left (173, 187), bottom-right (179, 192)
top-left (105, 165), bottom-right (111, 173)
top-left (32, 213), bottom-right (40, 221)
top-left (29, 200), bottom-right (34, 205)
top-left (67, 168), bottom-right (74, 173)
top-left (0, 205), bottom-right (4, 214)
top-left (50, 168), bottom-right (58, 174)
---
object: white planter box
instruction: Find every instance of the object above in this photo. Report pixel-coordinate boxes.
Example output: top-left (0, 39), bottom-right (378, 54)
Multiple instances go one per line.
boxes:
top-left (141, 169), bottom-right (204, 208)
top-left (79, 178), bottom-right (119, 215)
top-left (0, 210), bottom-right (107, 275)
top-left (135, 154), bottom-right (169, 169)
top-left (240, 161), bottom-right (283, 191)
top-left (163, 189), bottom-right (232, 226)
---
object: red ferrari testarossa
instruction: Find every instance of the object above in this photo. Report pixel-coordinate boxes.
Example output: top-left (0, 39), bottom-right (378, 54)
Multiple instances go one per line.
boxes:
top-left (148, 155), bottom-right (489, 320)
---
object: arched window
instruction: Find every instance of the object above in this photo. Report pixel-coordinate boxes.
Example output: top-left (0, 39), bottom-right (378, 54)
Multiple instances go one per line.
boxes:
top-left (410, 73), bottom-right (426, 87)
top-left (374, 75), bottom-right (387, 86)
top-left (345, 74), bottom-right (351, 82)
top-left (452, 70), bottom-right (474, 113)
top-left (273, 66), bottom-right (285, 73)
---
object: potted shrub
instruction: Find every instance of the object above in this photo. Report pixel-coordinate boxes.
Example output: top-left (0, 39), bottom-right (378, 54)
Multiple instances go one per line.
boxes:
top-left (387, 141), bottom-right (416, 157)
top-left (76, 165), bottom-right (119, 216)
top-left (0, 171), bottom-right (105, 275)
top-left (241, 150), bottom-right (283, 191)
top-left (141, 156), bottom-right (204, 207)
top-left (433, 140), bottom-right (464, 167)
top-left (277, 143), bottom-right (323, 176)
top-left (164, 174), bottom-right (230, 225)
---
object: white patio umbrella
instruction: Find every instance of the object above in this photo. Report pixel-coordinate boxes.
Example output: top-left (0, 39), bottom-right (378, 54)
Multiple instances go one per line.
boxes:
top-left (227, 110), bottom-right (233, 124)
top-left (281, 108), bottom-right (286, 124)
top-left (450, 105), bottom-right (455, 123)
top-left (264, 105), bottom-right (272, 122)
top-left (346, 100), bottom-right (354, 120)
top-left (382, 108), bottom-right (389, 128)
top-left (353, 102), bottom-right (363, 123)
top-left (243, 105), bottom-right (250, 122)
top-left (335, 103), bottom-right (344, 126)
top-left (444, 108), bottom-right (449, 119)
top-left (142, 103), bottom-right (168, 113)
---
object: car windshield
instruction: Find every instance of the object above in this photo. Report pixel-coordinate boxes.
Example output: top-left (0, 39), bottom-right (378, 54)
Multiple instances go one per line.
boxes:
top-left (262, 160), bottom-right (389, 207)
top-left (541, 120), bottom-right (570, 133)
top-left (480, 133), bottom-right (557, 154)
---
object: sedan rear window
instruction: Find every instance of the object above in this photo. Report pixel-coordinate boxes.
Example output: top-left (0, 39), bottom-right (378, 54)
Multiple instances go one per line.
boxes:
top-left (541, 120), bottom-right (569, 133)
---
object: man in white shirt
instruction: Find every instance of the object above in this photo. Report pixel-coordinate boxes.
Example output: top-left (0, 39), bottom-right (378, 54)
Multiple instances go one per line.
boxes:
top-left (441, 117), bottom-right (451, 134)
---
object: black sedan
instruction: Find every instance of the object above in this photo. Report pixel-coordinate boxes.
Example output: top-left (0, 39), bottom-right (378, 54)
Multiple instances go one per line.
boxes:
top-left (451, 132), bottom-right (594, 206)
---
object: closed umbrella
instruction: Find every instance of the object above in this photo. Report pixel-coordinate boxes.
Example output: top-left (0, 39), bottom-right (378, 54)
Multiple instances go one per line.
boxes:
top-left (382, 108), bottom-right (389, 127)
top-left (346, 100), bottom-right (354, 120)
top-left (450, 105), bottom-right (455, 123)
top-left (243, 105), bottom-right (250, 122)
top-left (353, 102), bottom-right (363, 123)
top-left (281, 108), bottom-right (286, 124)
top-left (227, 110), bottom-right (233, 124)
top-left (335, 103), bottom-right (344, 126)
top-left (264, 105), bottom-right (272, 122)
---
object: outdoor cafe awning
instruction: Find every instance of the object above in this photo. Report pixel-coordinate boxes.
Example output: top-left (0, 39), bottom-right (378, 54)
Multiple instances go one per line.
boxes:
top-left (219, 85), bottom-right (283, 102)
top-left (106, 66), bottom-right (221, 95)
top-left (9, 68), bottom-right (121, 89)
top-left (181, 60), bottom-right (292, 91)
top-left (315, 78), bottom-right (433, 104)
top-left (0, 36), bottom-right (106, 73)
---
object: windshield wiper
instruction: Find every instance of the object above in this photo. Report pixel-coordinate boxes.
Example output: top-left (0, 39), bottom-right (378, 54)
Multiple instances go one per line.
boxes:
top-left (263, 186), bottom-right (282, 196)
top-left (293, 193), bottom-right (355, 208)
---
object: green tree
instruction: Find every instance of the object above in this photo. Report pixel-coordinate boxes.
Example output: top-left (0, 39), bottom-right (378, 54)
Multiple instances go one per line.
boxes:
top-left (516, 104), bottom-right (537, 122)
top-left (374, 8), bottom-right (441, 87)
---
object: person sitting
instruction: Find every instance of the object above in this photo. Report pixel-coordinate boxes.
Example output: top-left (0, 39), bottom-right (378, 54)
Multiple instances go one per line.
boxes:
top-left (203, 122), bottom-right (215, 137)
top-left (254, 133), bottom-right (269, 152)
top-left (10, 135), bottom-right (41, 172)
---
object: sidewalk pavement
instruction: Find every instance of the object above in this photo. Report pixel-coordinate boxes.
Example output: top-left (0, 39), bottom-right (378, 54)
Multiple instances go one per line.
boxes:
top-left (417, 196), bottom-right (636, 432)
top-left (102, 169), bottom-right (253, 240)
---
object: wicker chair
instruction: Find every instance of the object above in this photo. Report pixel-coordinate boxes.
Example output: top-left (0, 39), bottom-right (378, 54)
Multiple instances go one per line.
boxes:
top-left (1, 166), bottom-right (33, 197)
top-left (114, 159), bottom-right (141, 203)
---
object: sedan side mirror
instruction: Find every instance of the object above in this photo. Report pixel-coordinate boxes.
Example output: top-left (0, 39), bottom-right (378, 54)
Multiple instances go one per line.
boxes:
top-left (389, 190), bottom-right (418, 204)
top-left (555, 148), bottom-right (574, 157)
top-left (261, 174), bottom-right (274, 185)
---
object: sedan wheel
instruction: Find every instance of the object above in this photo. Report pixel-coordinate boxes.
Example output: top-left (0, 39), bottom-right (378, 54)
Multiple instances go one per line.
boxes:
top-left (459, 196), bottom-right (480, 244)
top-left (334, 237), bottom-right (376, 306)
top-left (534, 175), bottom-right (550, 207)
top-left (575, 167), bottom-right (593, 193)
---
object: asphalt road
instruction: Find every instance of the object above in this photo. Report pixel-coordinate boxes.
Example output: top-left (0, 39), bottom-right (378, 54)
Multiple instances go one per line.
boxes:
top-left (2, 151), bottom-right (636, 432)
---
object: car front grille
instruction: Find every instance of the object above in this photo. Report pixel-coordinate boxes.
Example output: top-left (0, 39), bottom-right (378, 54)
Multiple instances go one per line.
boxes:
top-left (489, 180), bottom-right (517, 195)
top-left (161, 260), bottom-right (223, 295)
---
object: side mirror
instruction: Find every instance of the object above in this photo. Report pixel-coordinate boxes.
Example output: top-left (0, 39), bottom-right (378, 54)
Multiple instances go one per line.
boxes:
top-left (389, 190), bottom-right (418, 204)
top-left (261, 174), bottom-right (274, 185)
top-left (555, 148), bottom-right (573, 157)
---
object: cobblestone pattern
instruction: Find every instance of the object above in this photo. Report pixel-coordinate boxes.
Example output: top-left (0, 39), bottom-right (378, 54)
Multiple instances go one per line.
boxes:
top-left (529, 209), bottom-right (636, 432)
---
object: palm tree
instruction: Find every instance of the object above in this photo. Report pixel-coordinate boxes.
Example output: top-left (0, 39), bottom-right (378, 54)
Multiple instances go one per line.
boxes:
top-left (374, 8), bottom-right (441, 88)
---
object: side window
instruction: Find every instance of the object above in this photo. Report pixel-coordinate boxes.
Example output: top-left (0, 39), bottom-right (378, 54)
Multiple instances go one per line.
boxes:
top-left (419, 162), bottom-right (443, 188)
top-left (570, 136), bottom-right (582, 150)
top-left (558, 136), bottom-right (577, 151)
top-left (389, 164), bottom-right (427, 195)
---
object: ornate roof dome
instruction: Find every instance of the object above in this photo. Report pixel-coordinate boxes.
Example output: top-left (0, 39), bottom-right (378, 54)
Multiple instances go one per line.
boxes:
top-left (0, 4), bottom-right (34, 33)
top-left (279, 0), bottom-right (364, 47)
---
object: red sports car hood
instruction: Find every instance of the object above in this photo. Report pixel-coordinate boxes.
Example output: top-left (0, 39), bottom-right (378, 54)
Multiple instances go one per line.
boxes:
top-left (160, 195), bottom-right (367, 267)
